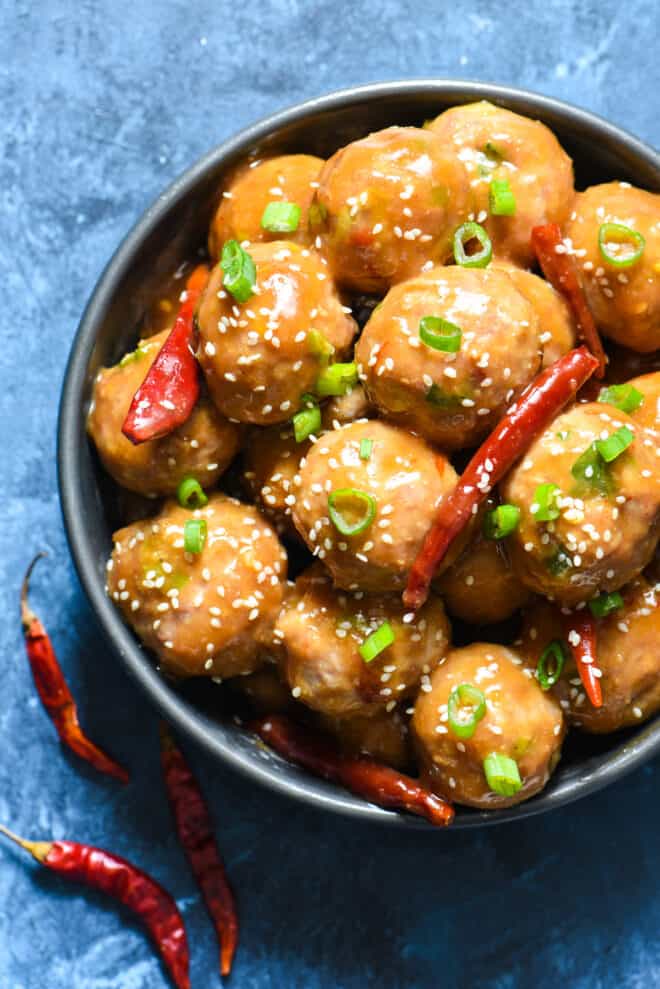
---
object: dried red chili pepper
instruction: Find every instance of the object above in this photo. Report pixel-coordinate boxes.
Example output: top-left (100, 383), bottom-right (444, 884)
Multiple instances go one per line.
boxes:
top-left (563, 611), bottom-right (603, 708)
top-left (404, 347), bottom-right (600, 610)
top-left (122, 264), bottom-right (210, 445)
top-left (252, 715), bottom-right (454, 827)
top-left (21, 554), bottom-right (129, 783)
top-left (531, 223), bottom-right (606, 378)
top-left (0, 824), bottom-right (189, 989)
top-left (160, 723), bottom-right (238, 978)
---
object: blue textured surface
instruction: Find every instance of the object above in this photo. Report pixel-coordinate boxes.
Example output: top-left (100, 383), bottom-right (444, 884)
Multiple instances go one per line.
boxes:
top-left (1, 2), bottom-right (659, 987)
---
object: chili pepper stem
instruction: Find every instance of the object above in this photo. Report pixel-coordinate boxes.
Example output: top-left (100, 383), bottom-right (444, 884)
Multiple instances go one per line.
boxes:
top-left (0, 824), bottom-right (52, 863)
top-left (20, 552), bottom-right (46, 631)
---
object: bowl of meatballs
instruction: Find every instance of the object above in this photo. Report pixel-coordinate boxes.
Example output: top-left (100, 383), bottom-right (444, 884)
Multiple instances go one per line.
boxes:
top-left (59, 81), bottom-right (660, 828)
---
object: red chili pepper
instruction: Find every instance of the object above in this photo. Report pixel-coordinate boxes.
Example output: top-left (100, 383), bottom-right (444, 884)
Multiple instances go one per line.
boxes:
top-left (252, 715), bottom-right (454, 827)
top-left (0, 824), bottom-right (190, 989)
top-left (563, 611), bottom-right (603, 708)
top-left (122, 264), bottom-right (210, 445)
top-left (21, 554), bottom-right (129, 783)
top-left (160, 724), bottom-right (238, 978)
top-left (404, 347), bottom-right (600, 610)
top-left (531, 223), bottom-right (606, 378)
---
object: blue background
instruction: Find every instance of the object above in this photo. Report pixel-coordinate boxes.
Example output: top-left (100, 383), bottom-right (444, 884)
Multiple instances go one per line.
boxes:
top-left (1, 1), bottom-right (659, 987)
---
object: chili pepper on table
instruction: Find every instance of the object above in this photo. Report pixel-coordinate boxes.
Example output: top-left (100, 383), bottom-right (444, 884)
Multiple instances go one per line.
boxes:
top-left (531, 223), bottom-right (607, 378)
top-left (252, 715), bottom-right (454, 827)
top-left (403, 347), bottom-right (600, 611)
top-left (21, 554), bottom-right (129, 783)
top-left (563, 611), bottom-right (603, 709)
top-left (0, 824), bottom-right (189, 989)
top-left (122, 264), bottom-right (210, 445)
top-left (160, 723), bottom-right (238, 978)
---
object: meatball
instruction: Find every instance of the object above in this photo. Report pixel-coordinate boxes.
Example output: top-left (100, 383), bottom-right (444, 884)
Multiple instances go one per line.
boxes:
top-left (242, 424), bottom-right (309, 537)
top-left (107, 494), bottom-right (287, 678)
top-left (520, 577), bottom-right (660, 733)
top-left (292, 420), bottom-right (458, 592)
top-left (197, 241), bottom-right (356, 425)
top-left (321, 383), bottom-right (373, 429)
top-left (208, 154), bottom-right (325, 258)
top-left (87, 330), bottom-right (242, 497)
top-left (355, 265), bottom-right (541, 450)
top-left (412, 643), bottom-right (565, 808)
top-left (311, 126), bottom-right (470, 293)
top-left (565, 183), bottom-right (660, 352)
top-left (318, 709), bottom-right (412, 771)
top-left (428, 100), bottom-right (574, 268)
top-left (502, 402), bottom-right (660, 605)
top-left (491, 260), bottom-right (577, 368)
top-left (276, 564), bottom-right (450, 717)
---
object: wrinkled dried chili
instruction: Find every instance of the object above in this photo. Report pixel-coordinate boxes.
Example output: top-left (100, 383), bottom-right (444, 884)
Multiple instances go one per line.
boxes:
top-left (122, 264), bottom-right (209, 445)
top-left (252, 715), bottom-right (454, 827)
top-left (404, 347), bottom-right (600, 610)
top-left (160, 724), bottom-right (238, 978)
top-left (563, 610), bottom-right (603, 708)
top-left (21, 554), bottom-right (129, 783)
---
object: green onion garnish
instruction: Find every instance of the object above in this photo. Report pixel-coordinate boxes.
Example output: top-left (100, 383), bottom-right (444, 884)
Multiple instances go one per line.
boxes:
top-left (316, 362), bottom-right (358, 397)
top-left (447, 683), bottom-right (487, 739)
top-left (327, 488), bottom-right (376, 537)
top-left (183, 518), bottom-right (207, 554)
top-left (220, 239), bottom-right (256, 303)
top-left (419, 316), bottom-right (462, 353)
top-left (483, 504), bottom-right (520, 540)
top-left (359, 621), bottom-right (395, 663)
top-left (483, 753), bottom-right (522, 797)
top-left (453, 222), bottom-right (492, 268)
top-left (307, 329), bottom-right (335, 362)
top-left (489, 176), bottom-right (516, 216)
top-left (571, 444), bottom-right (613, 497)
top-left (176, 476), bottom-right (208, 510)
top-left (359, 438), bottom-right (373, 460)
top-left (536, 640), bottom-right (567, 690)
top-left (292, 403), bottom-right (321, 442)
top-left (595, 425), bottom-right (634, 463)
top-left (531, 483), bottom-right (561, 522)
top-left (589, 591), bottom-right (624, 618)
top-left (598, 222), bottom-right (646, 269)
top-left (260, 201), bottom-right (301, 233)
top-left (598, 383), bottom-right (644, 414)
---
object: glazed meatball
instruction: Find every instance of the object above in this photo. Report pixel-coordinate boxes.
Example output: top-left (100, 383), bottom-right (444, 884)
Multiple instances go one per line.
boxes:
top-left (502, 402), bottom-right (660, 605)
top-left (355, 265), bottom-right (541, 450)
top-left (318, 709), bottom-right (412, 771)
top-left (242, 424), bottom-right (309, 537)
top-left (107, 495), bottom-right (287, 678)
top-left (520, 576), bottom-right (660, 733)
top-left (565, 183), bottom-right (660, 352)
top-left (276, 564), bottom-right (450, 718)
top-left (197, 241), bottom-right (356, 425)
top-left (208, 154), bottom-right (325, 258)
top-left (292, 420), bottom-right (458, 592)
top-left (87, 330), bottom-right (242, 497)
top-left (428, 100), bottom-right (574, 268)
top-left (311, 126), bottom-right (470, 293)
top-left (412, 643), bottom-right (565, 809)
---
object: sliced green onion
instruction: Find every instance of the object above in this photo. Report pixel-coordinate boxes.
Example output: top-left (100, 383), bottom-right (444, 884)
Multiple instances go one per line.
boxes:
top-left (483, 141), bottom-right (504, 163)
top-left (316, 362), bottom-right (358, 397)
top-left (571, 443), bottom-right (613, 497)
top-left (589, 591), bottom-right (624, 618)
top-left (447, 683), bottom-right (486, 739)
top-left (537, 640), bottom-right (567, 690)
top-left (425, 384), bottom-right (463, 408)
top-left (292, 403), bottom-right (321, 442)
top-left (359, 438), bottom-right (373, 460)
top-left (419, 316), bottom-right (462, 353)
top-left (176, 476), bottom-right (208, 510)
top-left (307, 329), bottom-right (335, 362)
top-left (327, 488), bottom-right (376, 537)
top-left (453, 222), bottom-right (492, 268)
top-left (483, 504), bottom-right (520, 540)
top-left (598, 383), bottom-right (644, 414)
top-left (531, 483), bottom-right (561, 522)
top-left (260, 201), bottom-right (301, 233)
top-left (489, 176), bottom-right (516, 216)
top-left (595, 425), bottom-right (634, 463)
top-left (220, 239), bottom-right (256, 303)
top-left (359, 621), bottom-right (395, 663)
top-left (183, 518), bottom-right (207, 554)
top-left (598, 222), bottom-right (646, 269)
top-left (483, 753), bottom-right (522, 797)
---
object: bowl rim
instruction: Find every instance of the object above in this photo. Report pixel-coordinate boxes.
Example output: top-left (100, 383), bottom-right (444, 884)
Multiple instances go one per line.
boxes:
top-left (58, 79), bottom-right (660, 830)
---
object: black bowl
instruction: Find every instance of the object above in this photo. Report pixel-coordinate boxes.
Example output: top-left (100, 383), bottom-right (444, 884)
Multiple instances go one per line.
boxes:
top-left (58, 80), bottom-right (660, 829)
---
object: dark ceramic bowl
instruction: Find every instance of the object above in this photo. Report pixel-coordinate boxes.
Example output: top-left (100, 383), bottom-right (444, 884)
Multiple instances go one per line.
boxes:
top-left (58, 81), bottom-right (660, 829)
